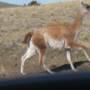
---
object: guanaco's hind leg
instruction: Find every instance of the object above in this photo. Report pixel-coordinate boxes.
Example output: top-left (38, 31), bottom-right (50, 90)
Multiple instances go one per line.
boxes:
top-left (21, 41), bottom-right (36, 75)
top-left (39, 48), bottom-right (54, 74)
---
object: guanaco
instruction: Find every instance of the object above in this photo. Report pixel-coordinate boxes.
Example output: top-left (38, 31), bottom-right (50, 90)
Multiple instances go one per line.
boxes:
top-left (21, 2), bottom-right (90, 75)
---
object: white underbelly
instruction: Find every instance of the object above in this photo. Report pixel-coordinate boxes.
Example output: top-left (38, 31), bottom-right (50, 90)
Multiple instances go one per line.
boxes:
top-left (44, 33), bottom-right (65, 49)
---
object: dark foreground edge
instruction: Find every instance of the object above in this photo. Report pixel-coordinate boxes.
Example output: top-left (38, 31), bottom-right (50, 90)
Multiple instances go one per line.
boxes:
top-left (0, 71), bottom-right (90, 89)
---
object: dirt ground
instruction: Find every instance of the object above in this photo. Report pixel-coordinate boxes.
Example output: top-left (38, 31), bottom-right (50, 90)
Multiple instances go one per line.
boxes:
top-left (0, 2), bottom-right (90, 79)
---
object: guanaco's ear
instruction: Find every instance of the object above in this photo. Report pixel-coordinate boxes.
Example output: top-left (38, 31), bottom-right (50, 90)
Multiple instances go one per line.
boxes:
top-left (81, 2), bottom-right (90, 10)
top-left (81, 2), bottom-right (86, 7)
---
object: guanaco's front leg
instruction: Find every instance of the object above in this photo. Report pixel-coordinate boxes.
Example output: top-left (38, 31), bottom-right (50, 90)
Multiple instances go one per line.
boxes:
top-left (65, 49), bottom-right (77, 71)
top-left (69, 42), bottom-right (90, 62)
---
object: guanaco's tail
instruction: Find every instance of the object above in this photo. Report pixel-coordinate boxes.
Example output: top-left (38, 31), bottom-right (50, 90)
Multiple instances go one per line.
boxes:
top-left (22, 32), bottom-right (33, 44)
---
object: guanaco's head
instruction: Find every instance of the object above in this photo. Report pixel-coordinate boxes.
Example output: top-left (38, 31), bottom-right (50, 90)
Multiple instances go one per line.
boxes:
top-left (81, 2), bottom-right (90, 15)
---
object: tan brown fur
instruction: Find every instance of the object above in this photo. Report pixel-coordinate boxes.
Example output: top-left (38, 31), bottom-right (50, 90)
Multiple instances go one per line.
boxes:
top-left (23, 7), bottom-right (87, 46)
top-left (25, 10), bottom-right (87, 65)
top-left (23, 8), bottom-right (88, 51)
top-left (33, 11), bottom-right (83, 42)
top-left (23, 32), bottom-right (33, 44)
top-left (32, 32), bottom-right (46, 49)
top-left (39, 48), bottom-right (46, 64)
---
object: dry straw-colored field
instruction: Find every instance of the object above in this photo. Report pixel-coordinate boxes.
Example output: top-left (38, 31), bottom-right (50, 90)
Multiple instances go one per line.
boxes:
top-left (0, 1), bottom-right (90, 79)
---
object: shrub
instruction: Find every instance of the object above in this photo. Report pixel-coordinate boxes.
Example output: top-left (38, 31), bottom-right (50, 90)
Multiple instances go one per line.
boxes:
top-left (28, 0), bottom-right (41, 6)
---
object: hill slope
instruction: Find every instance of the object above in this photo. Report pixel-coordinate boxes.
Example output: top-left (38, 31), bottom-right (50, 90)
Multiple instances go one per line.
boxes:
top-left (0, 1), bottom-right (18, 7)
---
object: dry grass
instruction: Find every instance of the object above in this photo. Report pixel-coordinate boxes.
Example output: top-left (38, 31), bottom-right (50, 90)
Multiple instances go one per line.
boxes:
top-left (0, 1), bottom-right (90, 79)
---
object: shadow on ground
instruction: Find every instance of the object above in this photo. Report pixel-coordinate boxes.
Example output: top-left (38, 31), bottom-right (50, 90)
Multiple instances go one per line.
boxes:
top-left (51, 61), bottom-right (89, 72)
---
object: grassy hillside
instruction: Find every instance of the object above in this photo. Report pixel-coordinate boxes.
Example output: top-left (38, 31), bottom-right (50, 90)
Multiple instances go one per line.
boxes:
top-left (0, 1), bottom-right (90, 79)
top-left (0, 1), bottom-right (18, 7)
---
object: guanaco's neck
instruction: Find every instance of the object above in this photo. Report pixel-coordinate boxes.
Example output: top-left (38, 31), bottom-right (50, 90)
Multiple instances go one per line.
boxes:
top-left (70, 11), bottom-right (84, 31)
